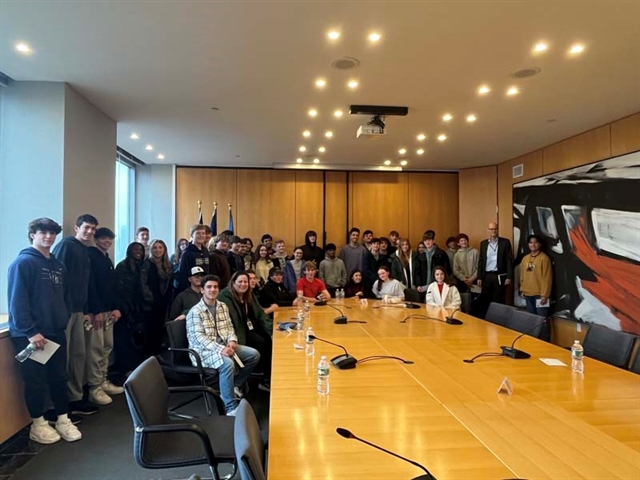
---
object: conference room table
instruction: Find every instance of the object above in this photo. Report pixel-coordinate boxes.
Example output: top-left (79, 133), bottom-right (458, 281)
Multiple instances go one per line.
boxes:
top-left (266, 299), bottom-right (640, 480)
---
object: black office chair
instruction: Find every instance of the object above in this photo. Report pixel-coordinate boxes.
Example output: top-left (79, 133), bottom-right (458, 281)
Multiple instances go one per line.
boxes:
top-left (234, 399), bottom-right (267, 480)
top-left (506, 309), bottom-right (546, 338)
top-left (404, 288), bottom-right (421, 303)
top-left (165, 318), bottom-right (220, 416)
top-left (124, 357), bottom-right (237, 480)
top-left (484, 302), bottom-right (512, 327)
top-left (629, 344), bottom-right (640, 374)
top-left (582, 324), bottom-right (636, 369)
top-left (460, 292), bottom-right (472, 313)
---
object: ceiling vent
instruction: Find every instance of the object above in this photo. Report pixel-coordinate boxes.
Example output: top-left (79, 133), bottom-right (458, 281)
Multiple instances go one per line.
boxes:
top-left (511, 67), bottom-right (541, 78)
top-left (331, 57), bottom-right (360, 70)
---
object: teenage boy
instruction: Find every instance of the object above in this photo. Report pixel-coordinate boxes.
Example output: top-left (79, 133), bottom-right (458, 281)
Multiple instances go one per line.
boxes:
top-left (453, 233), bottom-right (479, 292)
top-left (339, 227), bottom-right (367, 277)
top-left (52, 213), bottom-right (99, 416)
top-left (416, 230), bottom-right (451, 293)
top-left (362, 238), bottom-right (388, 288)
top-left (319, 244), bottom-right (347, 296)
top-left (208, 234), bottom-right (231, 288)
top-left (261, 234), bottom-right (274, 256)
top-left (86, 227), bottom-right (123, 406)
top-left (296, 261), bottom-right (331, 303)
top-left (177, 224), bottom-right (210, 292)
top-left (226, 235), bottom-right (245, 276)
top-left (388, 230), bottom-right (400, 255)
top-left (170, 266), bottom-right (205, 320)
top-left (8, 218), bottom-right (82, 443)
top-left (271, 240), bottom-right (289, 270)
top-left (135, 226), bottom-right (150, 257)
top-left (520, 234), bottom-right (553, 317)
top-left (362, 230), bottom-right (374, 251)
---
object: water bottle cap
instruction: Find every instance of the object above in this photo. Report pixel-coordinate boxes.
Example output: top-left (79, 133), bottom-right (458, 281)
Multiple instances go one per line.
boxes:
top-left (321, 355), bottom-right (327, 359)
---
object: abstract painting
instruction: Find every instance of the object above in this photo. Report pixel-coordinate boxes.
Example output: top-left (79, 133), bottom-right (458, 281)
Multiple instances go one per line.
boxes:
top-left (513, 151), bottom-right (640, 335)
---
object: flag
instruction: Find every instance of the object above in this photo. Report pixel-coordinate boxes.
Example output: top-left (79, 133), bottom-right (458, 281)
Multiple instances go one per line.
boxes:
top-left (228, 204), bottom-right (234, 233)
top-left (210, 203), bottom-right (218, 235)
top-left (197, 201), bottom-right (203, 225)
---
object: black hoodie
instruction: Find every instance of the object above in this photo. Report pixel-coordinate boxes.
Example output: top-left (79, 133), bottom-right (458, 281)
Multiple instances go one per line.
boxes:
top-left (176, 242), bottom-right (210, 292)
top-left (298, 230), bottom-right (324, 267)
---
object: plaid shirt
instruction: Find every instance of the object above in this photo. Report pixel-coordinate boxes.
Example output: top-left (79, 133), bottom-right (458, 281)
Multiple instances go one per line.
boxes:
top-left (186, 298), bottom-right (238, 369)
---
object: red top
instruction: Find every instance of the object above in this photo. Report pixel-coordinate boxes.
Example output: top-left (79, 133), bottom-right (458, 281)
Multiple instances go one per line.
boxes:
top-left (437, 283), bottom-right (444, 295)
top-left (296, 276), bottom-right (327, 298)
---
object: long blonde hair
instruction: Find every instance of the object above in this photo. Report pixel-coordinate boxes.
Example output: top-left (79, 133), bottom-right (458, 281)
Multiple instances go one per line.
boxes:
top-left (149, 239), bottom-right (172, 278)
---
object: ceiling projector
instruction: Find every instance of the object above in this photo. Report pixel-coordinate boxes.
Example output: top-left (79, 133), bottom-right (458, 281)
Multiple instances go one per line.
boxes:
top-left (350, 105), bottom-right (409, 139)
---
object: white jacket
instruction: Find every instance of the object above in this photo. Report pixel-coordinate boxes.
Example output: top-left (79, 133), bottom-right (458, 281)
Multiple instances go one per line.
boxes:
top-left (426, 282), bottom-right (462, 309)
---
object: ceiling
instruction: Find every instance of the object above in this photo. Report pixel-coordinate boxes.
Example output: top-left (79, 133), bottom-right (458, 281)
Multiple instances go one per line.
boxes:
top-left (1, 0), bottom-right (639, 170)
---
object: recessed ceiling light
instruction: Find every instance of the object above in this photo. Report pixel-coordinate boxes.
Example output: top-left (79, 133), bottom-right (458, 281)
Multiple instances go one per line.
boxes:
top-left (308, 108), bottom-right (318, 117)
top-left (315, 78), bottom-right (327, 88)
top-left (466, 114), bottom-right (477, 123)
top-left (437, 134), bottom-right (447, 142)
top-left (417, 133), bottom-right (426, 141)
top-left (398, 148), bottom-right (407, 155)
top-left (130, 133), bottom-right (139, 140)
top-left (568, 43), bottom-right (585, 55)
top-left (533, 42), bottom-right (548, 53)
top-left (303, 130), bottom-right (311, 138)
top-left (299, 146), bottom-right (307, 152)
top-left (313, 158), bottom-right (320, 164)
top-left (157, 154), bottom-right (165, 160)
top-left (145, 144), bottom-right (154, 151)
top-left (442, 113), bottom-right (453, 122)
top-left (506, 86), bottom-right (520, 96)
top-left (328, 30), bottom-right (341, 40)
top-left (384, 160), bottom-right (392, 166)
top-left (368, 32), bottom-right (382, 43)
top-left (318, 146), bottom-right (326, 153)
top-left (347, 79), bottom-right (359, 89)
top-left (296, 158), bottom-right (303, 163)
top-left (325, 131), bottom-right (333, 138)
top-left (477, 85), bottom-right (491, 96)
top-left (416, 149), bottom-right (425, 155)
top-left (334, 109), bottom-right (343, 118)
top-left (15, 42), bottom-right (32, 54)
top-left (400, 160), bottom-right (408, 166)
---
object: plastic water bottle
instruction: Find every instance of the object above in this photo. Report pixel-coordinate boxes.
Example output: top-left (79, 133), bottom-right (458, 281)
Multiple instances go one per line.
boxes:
top-left (15, 344), bottom-right (35, 363)
top-left (571, 340), bottom-right (584, 373)
top-left (304, 300), bottom-right (311, 322)
top-left (317, 355), bottom-right (330, 395)
top-left (296, 311), bottom-right (304, 330)
top-left (305, 326), bottom-right (315, 356)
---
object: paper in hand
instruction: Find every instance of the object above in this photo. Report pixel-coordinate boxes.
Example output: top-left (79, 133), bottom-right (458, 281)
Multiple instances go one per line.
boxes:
top-left (29, 339), bottom-right (60, 365)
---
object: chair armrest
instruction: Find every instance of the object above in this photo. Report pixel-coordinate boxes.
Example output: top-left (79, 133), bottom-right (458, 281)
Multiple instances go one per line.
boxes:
top-left (138, 423), bottom-right (217, 463)
top-left (168, 347), bottom-right (206, 372)
top-left (168, 385), bottom-right (226, 415)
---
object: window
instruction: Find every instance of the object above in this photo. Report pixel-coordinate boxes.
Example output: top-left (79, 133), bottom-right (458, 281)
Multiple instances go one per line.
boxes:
top-left (115, 159), bottom-right (135, 262)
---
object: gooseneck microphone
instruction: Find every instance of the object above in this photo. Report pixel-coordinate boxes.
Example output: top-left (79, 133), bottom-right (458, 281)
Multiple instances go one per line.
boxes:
top-left (308, 335), bottom-right (358, 369)
top-left (444, 308), bottom-right (463, 325)
top-left (500, 319), bottom-right (547, 359)
top-left (336, 428), bottom-right (437, 480)
top-left (401, 314), bottom-right (463, 325)
top-left (322, 302), bottom-right (349, 324)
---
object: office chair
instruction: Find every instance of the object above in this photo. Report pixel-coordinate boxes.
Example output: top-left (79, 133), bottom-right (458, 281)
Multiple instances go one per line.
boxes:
top-left (124, 357), bottom-right (236, 480)
top-left (506, 309), bottom-right (546, 338)
top-left (234, 399), bottom-right (267, 480)
top-left (583, 323), bottom-right (636, 368)
top-left (404, 288), bottom-right (422, 303)
top-left (484, 302), bottom-right (513, 327)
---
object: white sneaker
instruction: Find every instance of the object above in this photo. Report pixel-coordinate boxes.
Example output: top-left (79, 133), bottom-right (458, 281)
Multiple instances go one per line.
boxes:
top-left (226, 406), bottom-right (239, 417)
top-left (30, 420), bottom-right (61, 444)
top-left (55, 418), bottom-right (82, 442)
top-left (101, 380), bottom-right (124, 395)
top-left (89, 386), bottom-right (113, 405)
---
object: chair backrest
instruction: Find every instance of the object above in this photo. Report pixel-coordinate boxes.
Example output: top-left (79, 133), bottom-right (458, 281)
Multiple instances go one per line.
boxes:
top-left (124, 356), bottom-right (170, 427)
top-left (404, 288), bottom-right (421, 303)
top-left (506, 310), bottom-right (546, 338)
top-left (484, 302), bottom-right (512, 327)
top-left (234, 399), bottom-right (266, 480)
top-left (629, 342), bottom-right (640, 374)
top-left (460, 292), bottom-right (472, 313)
top-left (166, 319), bottom-right (191, 365)
top-left (583, 324), bottom-right (636, 368)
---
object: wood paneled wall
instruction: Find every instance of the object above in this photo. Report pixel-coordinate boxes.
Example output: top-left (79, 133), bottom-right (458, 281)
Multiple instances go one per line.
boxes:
top-left (0, 333), bottom-right (30, 443)
top-left (458, 166), bottom-right (497, 248)
top-left (176, 169), bottom-right (460, 251)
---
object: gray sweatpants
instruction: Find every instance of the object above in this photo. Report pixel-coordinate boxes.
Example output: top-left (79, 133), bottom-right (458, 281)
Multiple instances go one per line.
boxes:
top-left (65, 312), bottom-right (87, 402)
top-left (84, 311), bottom-right (114, 388)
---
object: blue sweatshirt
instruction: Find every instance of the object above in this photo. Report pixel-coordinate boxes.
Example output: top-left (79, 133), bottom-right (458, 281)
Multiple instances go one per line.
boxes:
top-left (52, 236), bottom-right (90, 313)
top-left (7, 247), bottom-right (70, 338)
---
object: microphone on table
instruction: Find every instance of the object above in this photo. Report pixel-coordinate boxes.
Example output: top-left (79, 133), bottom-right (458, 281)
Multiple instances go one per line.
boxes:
top-left (444, 308), bottom-right (463, 325)
top-left (336, 428), bottom-right (437, 480)
top-left (405, 302), bottom-right (422, 309)
top-left (308, 335), bottom-right (358, 369)
top-left (317, 302), bottom-right (349, 324)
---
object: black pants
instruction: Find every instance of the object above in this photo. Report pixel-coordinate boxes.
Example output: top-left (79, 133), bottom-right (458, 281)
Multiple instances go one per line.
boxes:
top-left (245, 328), bottom-right (272, 378)
top-left (11, 333), bottom-right (68, 418)
top-left (112, 314), bottom-right (146, 378)
top-left (481, 273), bottom-right (507, 304)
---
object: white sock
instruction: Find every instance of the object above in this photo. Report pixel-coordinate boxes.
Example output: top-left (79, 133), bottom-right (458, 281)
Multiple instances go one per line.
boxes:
top-left (56, 413), bottom-right (69, 423)
top-left (32, 416), bottom-right (47, 426)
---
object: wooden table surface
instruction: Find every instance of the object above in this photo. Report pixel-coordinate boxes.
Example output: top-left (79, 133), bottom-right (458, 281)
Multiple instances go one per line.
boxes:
top-left (267, 300), bottom-right (640, 480)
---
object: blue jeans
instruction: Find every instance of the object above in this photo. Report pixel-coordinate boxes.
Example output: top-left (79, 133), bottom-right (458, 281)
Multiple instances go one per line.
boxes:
top-left (218, 345), bottom-right (260, 412)
top-left (524, 295), bottom-right (550, 318)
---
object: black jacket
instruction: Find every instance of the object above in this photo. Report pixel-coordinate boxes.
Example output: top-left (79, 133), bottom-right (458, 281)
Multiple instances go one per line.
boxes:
top-left (52, 236), bottom-right (90, 313)
top-left (226, 251), bottom-right (245, 276)
top-left (414, 246), bottom-right (451, 287)
top-left (177, 243), bottom-right (210, 292)
top-left (478, 237), bottom-right (514, 280)
top-left (209, 249), bottom-right (231, 288)
top-left (298, 231), bottom-right (324, 267)
top-left (87, 246), bottom-right (117, 314)
top-left (362, 252), bottom-right (390, 288)
top-left (259, 280), bottom-right (295, 308)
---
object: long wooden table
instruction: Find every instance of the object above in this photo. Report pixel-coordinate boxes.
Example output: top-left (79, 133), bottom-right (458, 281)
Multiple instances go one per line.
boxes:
top-left (268, 300), bottom-right (640, 479)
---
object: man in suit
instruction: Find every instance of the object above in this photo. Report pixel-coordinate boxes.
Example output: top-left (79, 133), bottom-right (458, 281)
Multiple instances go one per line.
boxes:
top-left (477, 222), bottom-right (514, 306)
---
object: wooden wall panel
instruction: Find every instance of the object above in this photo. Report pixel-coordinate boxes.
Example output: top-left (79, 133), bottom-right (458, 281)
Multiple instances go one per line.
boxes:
top-left (324, 171), bottom-right (347, 249)
top-left (611, 113), bottom-right (640, 157)
top-left (0, 334), bottom-right (30, 443)
top-left (497, 150), bottom-right (543, 246)
top-left (349, 172), bottom-right (409, 243)
top-left (175, 168), bottom-right (237, 240)
top-left (408, 173), bottom-right (459, 247)
top-left (542, 125), bottom-right (611, 174)
top-left (458, 166), bottom-right (497, 248)
top-left (294, 170), bottom-right (324, 248)
top-left (236, 170), bottom-right (296, 249)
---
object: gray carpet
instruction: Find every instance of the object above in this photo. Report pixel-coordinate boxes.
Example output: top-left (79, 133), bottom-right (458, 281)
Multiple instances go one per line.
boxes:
top-left (9, 388), bottom-right (269, 480)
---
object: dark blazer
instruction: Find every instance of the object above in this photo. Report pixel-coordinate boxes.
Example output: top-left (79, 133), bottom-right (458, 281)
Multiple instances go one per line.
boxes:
top-left (477, 237), bottom-right (514, 280)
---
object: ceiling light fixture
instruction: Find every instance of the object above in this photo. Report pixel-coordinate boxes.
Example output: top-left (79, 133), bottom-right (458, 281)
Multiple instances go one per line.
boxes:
top-left (533, 42), bottom-right (548, 53)
top-left (313, 158), bottom-right (320, 164)
top-left (299, 146), bottom-right (307, 152)
top-left (437, 134), bottom-right (447, 142)
top-left (130, 133), bottom-right (139, 140)
top-left (400, 160), bottom-right (408, 166)
top-left (296, 158), bottom-right (303, 163)
top-left (325, 131), bottom-right (334, 138)
top-left (416, 149), bottom-right (424, 155)
top-left (15, 42), bottom-right (32, 54)
top-left (568, 43), bottom-right (585, 55)
top-left (384, 160), bottom-right (392, 166)
top-left (368, 32), bottom-right (382, 43)
top-left (347, 79), bottom-right (359, 89)
top-left (466, 114), bottom-right (477, 123)
top-left (398, 148), bottom-right (407, 155)
top-left (334, 109), bottom-right (343, 118)
top-left (303, 130), bottom-right (311, 138)
top-left (442, 113), bottom-right (453, 122)
top-left (157, 154), bottom-right (165, 160)
top-left (328, 30), bottom-right (341, 40)
top-left (145, 144), bottom-right (154, 151)
top-left (315, 78), bottom-right (327, 88)
top-left (506, 86), bottom-right (520, 96)
top-left (417, 133), bottom-right (426, 141)
top-left (308, 108), bottom-right (318, 117)
top-left (477, 85), bottom-right (491, 96)
top-left (318, 146), bottom-right (326, 153)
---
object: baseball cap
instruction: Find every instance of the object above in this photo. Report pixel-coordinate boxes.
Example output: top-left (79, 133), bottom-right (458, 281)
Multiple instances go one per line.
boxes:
top-left (190, 266), bottom-right (205, 276)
